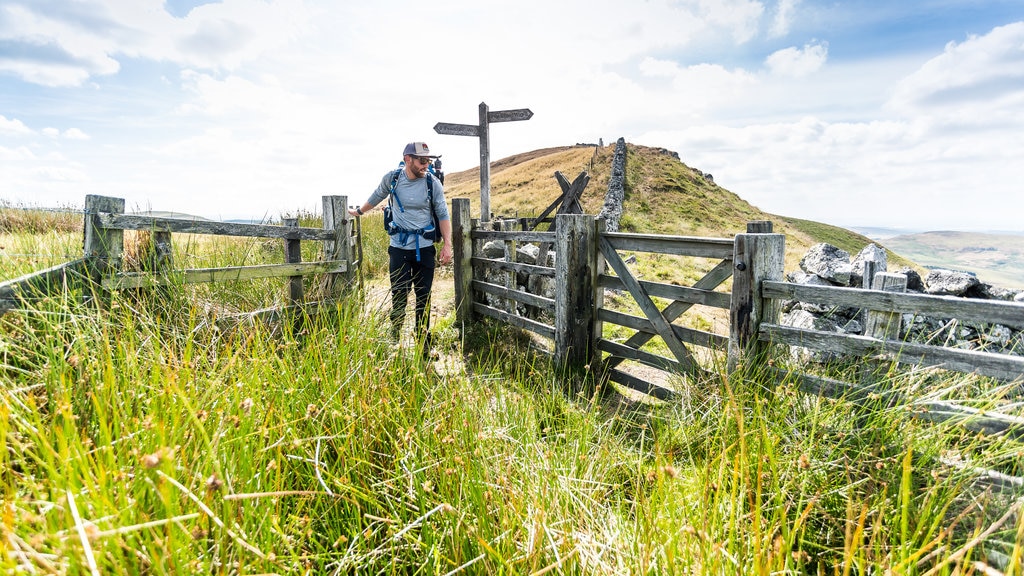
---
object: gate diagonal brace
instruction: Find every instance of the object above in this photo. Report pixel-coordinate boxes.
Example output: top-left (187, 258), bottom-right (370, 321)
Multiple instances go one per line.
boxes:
top-left (603, 258), bottom-right (734, 372)
top-left (598, 236), bottom-right (697, 372)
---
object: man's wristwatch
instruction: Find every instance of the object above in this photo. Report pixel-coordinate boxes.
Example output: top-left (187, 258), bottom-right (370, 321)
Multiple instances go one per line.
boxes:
top-left (356, 207), bottom-right (363, 215)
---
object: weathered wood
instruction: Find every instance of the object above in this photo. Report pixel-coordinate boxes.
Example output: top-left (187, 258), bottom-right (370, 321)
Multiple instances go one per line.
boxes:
top-left (471, 257), bottom-right (555, 278)
top-left (470, 230), bottom-right (556, 243)
top-left (0, 259), bottom-right (89, 313)
top-left (150, 231), bottom-right (173, 272)
top-left (103, 261), bottom-right (348, 289)
top-left (762, 280), bottom-right (1024, 330)
top-left (602, 232), bottom-right (734, 258)
top-left (284, 218), bottom-right (303, 306)
top-left (598, 274), bottom-right (732, 310)
top-left (554, 214), bottom-right (599, 370)
top-left (553, 171), bottom-right (588, 215)
top-left (602, 259), bottom-right (734, 373)
top-left (728, 232), bottom-right (785, 371)
top-left (864, 272), bottom-right (908, 340)
top-left (768, 366), bottom-right (1024, 439)
top-left (98, 213), bottom-right (335, 241)
top-left (472, 279), bottom-right (555, 312)
top-left (599, 235), bottom-right (696, 371)
top-left (606, 369), bottom-right (679, 401)
top-left (597, 338), bottom-right (682, 373)
top-left (479, 102), bottom-right (491, 221)
top-left (747, 221), bottom-right (773, 233)
top-left (500, 219), bottom-right (517, 314)
top-left (598, 308), bottom-right (728, 349)
top-left (321, 195), bottom-right (351, 297)
top-left (83, 195), bottom-right (125, 301)
top-left (760, 324), bottom-right (1024, 383)
top-left (474, 302), bottom-right (555, 340)
top-left (452, 198), bottom-right (474, 327)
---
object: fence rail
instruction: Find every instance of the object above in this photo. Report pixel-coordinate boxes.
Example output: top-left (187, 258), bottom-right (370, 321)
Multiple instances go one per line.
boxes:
top-left (0, 194), bottom-right (360, 314)
top-left (450, 198), bottom-right (1024, 441)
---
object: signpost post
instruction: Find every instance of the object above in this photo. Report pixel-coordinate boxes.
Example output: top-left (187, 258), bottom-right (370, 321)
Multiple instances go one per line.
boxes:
top-left (434, 102), bottom-right (533, 222)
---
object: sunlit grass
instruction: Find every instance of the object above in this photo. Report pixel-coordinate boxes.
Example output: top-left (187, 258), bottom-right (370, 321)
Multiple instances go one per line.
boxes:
top-left (2, 167), bottom-right (1022, 574)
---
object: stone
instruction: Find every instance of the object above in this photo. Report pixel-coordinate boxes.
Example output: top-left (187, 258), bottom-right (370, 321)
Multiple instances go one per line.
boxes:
top-left (800, 243), bottom-right (853, 286)
top-left (851, 243), bottom-right (887, 287)
top-left (924, 269), bottom-right (980, 296)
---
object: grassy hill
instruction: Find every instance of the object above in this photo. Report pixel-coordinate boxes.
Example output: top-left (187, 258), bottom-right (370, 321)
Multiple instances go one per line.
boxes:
top-left (444, 143), bottom-right (918, 275)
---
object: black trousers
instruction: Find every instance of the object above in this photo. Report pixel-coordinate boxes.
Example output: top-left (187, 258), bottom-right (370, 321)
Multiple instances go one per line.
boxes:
top-left (388, 245), bottom-right (436, 337)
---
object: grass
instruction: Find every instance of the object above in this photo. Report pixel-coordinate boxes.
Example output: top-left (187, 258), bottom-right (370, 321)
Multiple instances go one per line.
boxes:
top-left (3, 206), bottom-right (1023, 574)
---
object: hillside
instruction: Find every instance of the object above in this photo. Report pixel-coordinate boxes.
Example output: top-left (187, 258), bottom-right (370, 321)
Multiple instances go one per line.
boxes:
top-left (443, 142), bottom-right (917, 274)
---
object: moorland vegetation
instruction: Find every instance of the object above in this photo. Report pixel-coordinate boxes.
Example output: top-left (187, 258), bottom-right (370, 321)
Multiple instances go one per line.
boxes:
top-left (1, 146), bottom-right (1021, 574)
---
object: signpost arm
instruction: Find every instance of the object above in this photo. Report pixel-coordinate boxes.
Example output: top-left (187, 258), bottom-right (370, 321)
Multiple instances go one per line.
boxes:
top-left (478, 102), bottom-right (491, 222)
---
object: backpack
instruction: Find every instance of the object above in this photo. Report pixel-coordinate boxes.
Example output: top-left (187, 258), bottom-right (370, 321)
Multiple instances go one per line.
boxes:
top-left (382, 165), bottom-right (441, 261)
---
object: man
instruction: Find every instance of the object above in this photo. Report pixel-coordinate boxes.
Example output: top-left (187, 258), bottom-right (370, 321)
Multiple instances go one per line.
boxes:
top-left (349, 142), bottom-right (453, 349)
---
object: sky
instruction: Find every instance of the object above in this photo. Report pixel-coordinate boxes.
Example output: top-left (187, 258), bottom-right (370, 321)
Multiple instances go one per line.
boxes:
top-left (1, 0), bottom-right (1023, 232)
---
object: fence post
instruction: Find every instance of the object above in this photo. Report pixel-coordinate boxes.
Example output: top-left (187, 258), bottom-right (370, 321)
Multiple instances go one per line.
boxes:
top-left (500, 219), bottom-right (516, 314)
top-left (284, 218), bottom-right (303, 306)
top-left (452, 198), bottom-right (473, 328)
top-left (83, 195), bottom-right (125, 299)
top-left (728, 227), bottom-right (785, 372)
top-left (150, 231), bottom-right (173, 273)
top-left (864, 272), bottom-right (908, 340)
top-left (554, 213), bottom-right (598, 378)
top-left (322, 195), bottom-right (352, 298)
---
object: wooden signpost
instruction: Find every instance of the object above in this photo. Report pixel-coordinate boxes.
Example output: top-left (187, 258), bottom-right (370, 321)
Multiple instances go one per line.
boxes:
top-left (434, 102), bottom-right (533, 222)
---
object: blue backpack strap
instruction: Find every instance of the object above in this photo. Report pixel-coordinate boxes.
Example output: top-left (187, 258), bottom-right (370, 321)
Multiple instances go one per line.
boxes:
top-left (386, 168), bottom-right (437, 262)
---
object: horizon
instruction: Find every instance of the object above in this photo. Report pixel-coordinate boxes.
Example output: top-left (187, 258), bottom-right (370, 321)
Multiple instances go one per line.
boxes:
top-left (2, 1), bottom-right (1023, 232)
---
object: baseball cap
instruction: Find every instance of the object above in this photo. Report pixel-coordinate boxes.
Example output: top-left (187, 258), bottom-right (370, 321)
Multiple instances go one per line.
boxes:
top-left (403, 142), bottom-right (439, 158)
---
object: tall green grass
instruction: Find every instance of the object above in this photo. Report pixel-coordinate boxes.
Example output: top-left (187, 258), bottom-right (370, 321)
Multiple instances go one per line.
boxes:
top-left (2, 211), bottom-right (1022, 574)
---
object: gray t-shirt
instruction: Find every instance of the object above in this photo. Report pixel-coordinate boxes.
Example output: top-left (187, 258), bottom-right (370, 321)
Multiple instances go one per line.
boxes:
top-left (368, 169), bottom-right (449, 250)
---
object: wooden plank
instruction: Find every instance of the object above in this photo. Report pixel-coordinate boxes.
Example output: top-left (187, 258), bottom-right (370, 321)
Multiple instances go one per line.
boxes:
top-left (554, 214), bottom-right (599, 369)
top-left (473, 302), bottom-right (556, 340)
top-left (603, 259), bottom-right (734, 372)
top-left (597, 338), bottom-right (682, 373)
top-left (284, 218), bottom-right (303, 305)
top-left (433, 122), bottom-right (480, 136)
top-left (864, 272), bottom-right (907, 339)
top-left (768, 367), bottom-right (1024, 439)
top-left (471, 257), bottom-right (555, 278)
top-left (598, 274), bottom-right (732, 309)
top-left (487, 108), bottom-right (533, 122)
top-left (452, 198), bottom-right (474, 327)
top-left (470, 230), bottom-right (556, 243)
top-left (728, 233), bottom-right (785, 372)
top-left (472, 279), bottom-right (555, 312)
top-left (603, 232), bottom-right (734, 258)
top-left (762, 280), bottom-right (1024, 331)
top-left (599, 235), bottom-right (696, 370)
top-left (598, 308), bottom-right (728, 349)
top-left (98, 213), bottom-right (336, 241)
top-left (607, 369), bottom-right (679, 401)
top-left (0, 259), bottom-right (89, 312)
top-left (760, 324), bottom-right (1024, 383)
top-left (103, 261), bottom-right (348, 289)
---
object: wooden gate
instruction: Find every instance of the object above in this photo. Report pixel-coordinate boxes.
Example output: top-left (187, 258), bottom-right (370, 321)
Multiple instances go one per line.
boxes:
top-left (595, 231), bottom-right (735, 399)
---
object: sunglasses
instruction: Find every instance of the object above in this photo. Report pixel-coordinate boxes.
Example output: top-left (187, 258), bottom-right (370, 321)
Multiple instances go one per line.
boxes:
top-left (410, 156), bottom-right (432, 165)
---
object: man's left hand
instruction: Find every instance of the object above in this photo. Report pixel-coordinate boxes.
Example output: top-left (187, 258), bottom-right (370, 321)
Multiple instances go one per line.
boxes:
top-left (439, 243), bottom-right (453, 265)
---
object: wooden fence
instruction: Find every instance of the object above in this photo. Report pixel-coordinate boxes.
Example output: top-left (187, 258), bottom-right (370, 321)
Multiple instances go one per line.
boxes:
top-left (0, 194), bottom-right (360, 314)
top-left (451, 197), bottom-right (1024, 436)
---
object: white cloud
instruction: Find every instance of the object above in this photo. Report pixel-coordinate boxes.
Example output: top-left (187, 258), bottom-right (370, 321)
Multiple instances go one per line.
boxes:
top-left (890, 21), bottom-right (1024, 111)
top-left (765, 42), bottom-right (828, 77)
top-left (0, 115), bottom-right (33, 136)
top-left (770, 0), bottom-right (801, 38)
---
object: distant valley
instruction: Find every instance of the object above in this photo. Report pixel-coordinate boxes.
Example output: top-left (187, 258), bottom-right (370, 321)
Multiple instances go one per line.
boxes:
top-left (878, 231), bottom-right (1024, 290)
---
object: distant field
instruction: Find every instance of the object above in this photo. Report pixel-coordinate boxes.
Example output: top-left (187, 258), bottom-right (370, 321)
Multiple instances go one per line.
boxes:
top-left (883, 231), bottom-right (1024, 290)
